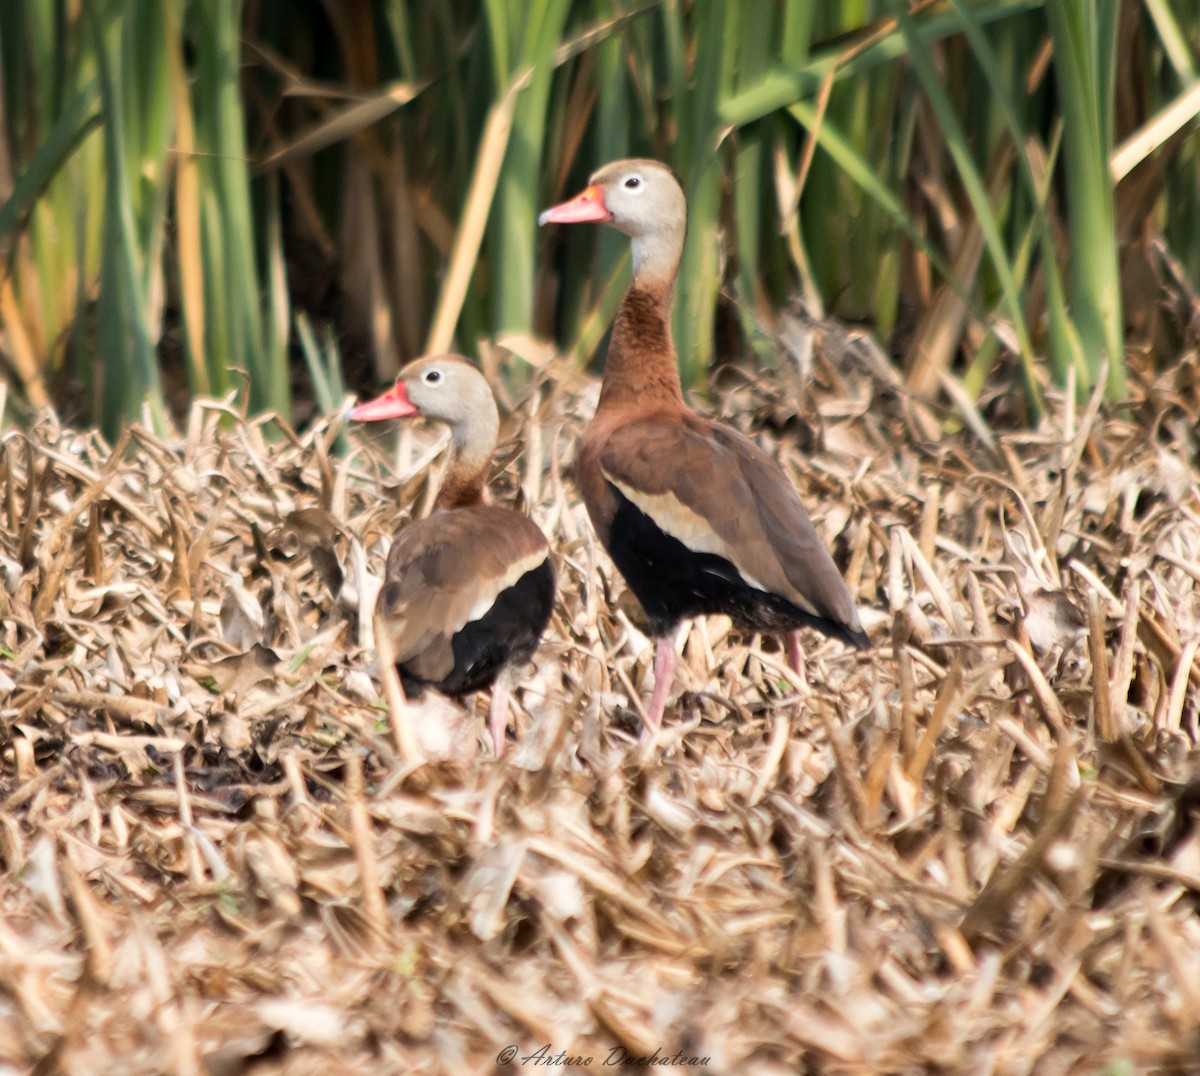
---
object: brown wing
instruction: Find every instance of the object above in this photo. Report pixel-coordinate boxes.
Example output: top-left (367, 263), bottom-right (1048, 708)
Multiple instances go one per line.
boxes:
top-left (378, 506), bottom-right (551, 682)
top-left (597, 413), bottom-right (862, 632)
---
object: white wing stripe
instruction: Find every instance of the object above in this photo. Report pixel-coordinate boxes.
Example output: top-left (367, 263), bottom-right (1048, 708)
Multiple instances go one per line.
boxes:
top-left (457, 548), bottom-right (549, 630)
top-left (381, 548), bottom-right (549, 643)
top-left (605, 474), bottom-right (773, 593)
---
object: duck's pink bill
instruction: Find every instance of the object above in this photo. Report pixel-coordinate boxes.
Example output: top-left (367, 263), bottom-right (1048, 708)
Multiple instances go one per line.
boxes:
top-left (350, 382), bottom-right (419, 421)
top-left (538, 184), bottom-right (612, 226)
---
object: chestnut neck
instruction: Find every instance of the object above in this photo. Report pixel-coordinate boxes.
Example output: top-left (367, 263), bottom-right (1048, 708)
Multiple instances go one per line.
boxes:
top-left (434, 465), bottom-right (486, 510)
top-left (432, 414), bottom-right (496, 511)
top-left (596, 229), bottom-right (686, 415)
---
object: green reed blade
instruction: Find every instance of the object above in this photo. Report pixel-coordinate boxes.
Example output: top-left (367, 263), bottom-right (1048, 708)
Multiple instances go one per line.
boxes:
top-left (1045, 1), bottom-right (1125, 401)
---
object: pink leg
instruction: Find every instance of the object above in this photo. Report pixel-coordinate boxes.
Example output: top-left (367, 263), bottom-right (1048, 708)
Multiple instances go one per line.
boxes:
top-left (786, 630), bottom-right (811, 696)
top-left (641, 636), bottom-right (678, 741)
top-left (488, 677), bottom-right (511, 759)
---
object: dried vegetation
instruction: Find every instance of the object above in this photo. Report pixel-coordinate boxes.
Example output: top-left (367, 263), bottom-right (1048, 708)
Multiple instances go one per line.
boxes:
top-left (3, 325), bottom-right (1200, 1074)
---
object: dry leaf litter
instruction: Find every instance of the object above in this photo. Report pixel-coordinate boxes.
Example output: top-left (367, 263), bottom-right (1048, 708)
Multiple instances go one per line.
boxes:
top-left (2, 322), bottom-right (1200, 1074)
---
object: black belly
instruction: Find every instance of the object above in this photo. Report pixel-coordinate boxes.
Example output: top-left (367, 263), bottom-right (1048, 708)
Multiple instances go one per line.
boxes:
top-left (607, 488), bottom-right (857, 644)
top-left (400, 558), bottom-right (556, 698)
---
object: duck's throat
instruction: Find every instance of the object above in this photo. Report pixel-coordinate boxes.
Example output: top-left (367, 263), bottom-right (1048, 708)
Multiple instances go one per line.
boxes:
top-left (433, 438), bottom-right (491, 510)
top-left (598, 283), bottom-right (683, 409)
top-left (434, 464), bottom-right (486, 510)
top-left (433, 409), bottom-right (497, 510)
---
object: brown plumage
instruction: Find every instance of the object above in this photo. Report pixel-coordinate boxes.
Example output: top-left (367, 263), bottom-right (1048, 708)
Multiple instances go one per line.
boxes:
top-left (541, 159), bottom-right (867, 738)
top-left (351, 355), bottom-right (555, 757)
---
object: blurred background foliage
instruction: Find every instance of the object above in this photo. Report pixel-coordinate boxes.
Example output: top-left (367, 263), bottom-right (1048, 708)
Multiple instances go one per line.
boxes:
top-left (1, 0), bottom-right (1198, 438)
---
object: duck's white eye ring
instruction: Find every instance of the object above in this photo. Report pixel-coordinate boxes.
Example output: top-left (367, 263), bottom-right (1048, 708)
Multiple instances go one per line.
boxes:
top-left (424, 370), bottom-right (442, 384)
top-left (623, 176), bottom-right (642, 190)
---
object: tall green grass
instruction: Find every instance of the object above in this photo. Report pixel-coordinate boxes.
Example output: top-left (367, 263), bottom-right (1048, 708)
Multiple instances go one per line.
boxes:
top-left (1044, 1), bottom-right (1125, 401)
top-left (1, 0), bottom-right (1197, 433)
top-left (1, 0), bottom-right (279, 435)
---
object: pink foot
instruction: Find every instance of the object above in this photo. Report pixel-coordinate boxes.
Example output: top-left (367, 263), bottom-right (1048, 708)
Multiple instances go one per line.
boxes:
top-left (641, 636), bottom-right (678, 742)
top-left (488, 678), bottom-right (511, 759)
top-left (786, 630), bottom-right (811, 696)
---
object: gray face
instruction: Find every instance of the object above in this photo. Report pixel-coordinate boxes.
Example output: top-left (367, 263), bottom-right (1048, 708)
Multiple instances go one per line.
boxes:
top-left (401, 356), bottom-right (494, 427)
top-left (589, 160), bottom-right (686, 241)
top-left (393, 355), bottom-right (500, 462)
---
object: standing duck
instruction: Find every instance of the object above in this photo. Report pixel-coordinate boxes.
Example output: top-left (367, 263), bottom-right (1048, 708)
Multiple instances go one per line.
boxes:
top-left (351, 355), bottom-right (556, 758)
top-left (540, 159), bottom-right (867, 738)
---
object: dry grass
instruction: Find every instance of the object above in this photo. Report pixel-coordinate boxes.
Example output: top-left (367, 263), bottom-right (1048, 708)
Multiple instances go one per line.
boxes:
top-left (3, 323), bottom-right (1200, 1074)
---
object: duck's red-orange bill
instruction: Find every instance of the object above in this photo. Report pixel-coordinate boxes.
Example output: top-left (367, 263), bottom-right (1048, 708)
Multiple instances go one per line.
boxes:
top-left (350, 382), bottom-right (419, 421)
top-left (538, 184), bottom-right (611, 225)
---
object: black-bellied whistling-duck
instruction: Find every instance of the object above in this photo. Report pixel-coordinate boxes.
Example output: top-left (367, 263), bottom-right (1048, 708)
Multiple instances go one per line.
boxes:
top-left (540, 159), bottom-right (868, 738)
top-left (351, 355), bottom-right (556, 758)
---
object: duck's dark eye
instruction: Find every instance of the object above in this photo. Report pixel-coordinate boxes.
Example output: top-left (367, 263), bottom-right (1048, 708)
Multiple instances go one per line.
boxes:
top-left (624, 176), bottom-right (641, 189)
top-left (424, 370), bottom-right (442, 384)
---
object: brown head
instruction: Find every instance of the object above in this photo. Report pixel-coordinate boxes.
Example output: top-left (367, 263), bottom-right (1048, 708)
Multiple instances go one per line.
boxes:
top-left (540, 159), bottom-right (686, 287)
top-left (351, 354), bottom-right (499, 508)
